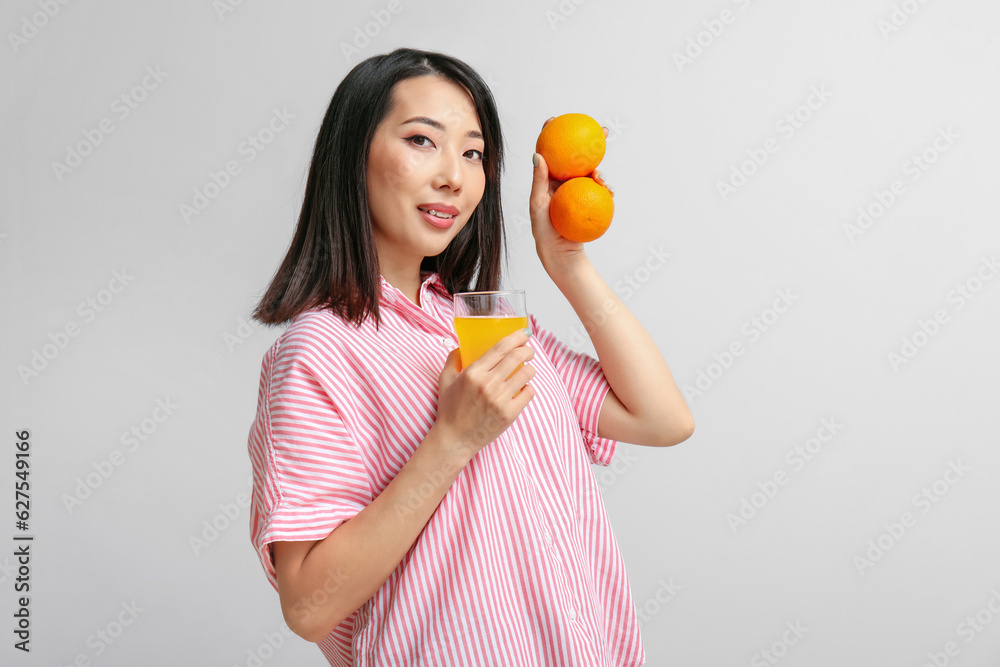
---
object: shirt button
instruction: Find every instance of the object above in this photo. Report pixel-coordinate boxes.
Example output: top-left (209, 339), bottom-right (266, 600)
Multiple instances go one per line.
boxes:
top-left (543, 533), bottom-right (552, 546)
top-left (568, 608), bottom-right (577, 620)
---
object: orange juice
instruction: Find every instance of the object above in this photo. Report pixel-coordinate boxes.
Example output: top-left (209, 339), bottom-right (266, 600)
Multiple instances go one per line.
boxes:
top-left (454, 316), bottom-right (529, 369)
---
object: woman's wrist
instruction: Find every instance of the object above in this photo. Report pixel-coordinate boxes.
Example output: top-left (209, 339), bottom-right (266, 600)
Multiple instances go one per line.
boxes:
top-left (541, 251), bottom-right (593, 291)
top-left (422, 422), bottom-right (477, 474)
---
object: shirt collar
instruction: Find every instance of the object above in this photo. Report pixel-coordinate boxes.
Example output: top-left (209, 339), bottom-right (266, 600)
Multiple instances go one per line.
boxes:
top-left (420, 271), bottom-right (451, 299)
top-left (378, 271), bottom-right (452, 306)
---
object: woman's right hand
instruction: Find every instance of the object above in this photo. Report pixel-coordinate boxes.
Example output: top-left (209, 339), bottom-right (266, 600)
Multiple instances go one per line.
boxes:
top-left (434, 329), bottom-right (536, 462)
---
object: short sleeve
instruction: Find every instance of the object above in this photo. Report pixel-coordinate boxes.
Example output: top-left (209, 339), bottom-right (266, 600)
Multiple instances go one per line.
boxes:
top-left (528, 314), bottom-right (618, 467)
top-left (247, 337), bottom-right (373, 591)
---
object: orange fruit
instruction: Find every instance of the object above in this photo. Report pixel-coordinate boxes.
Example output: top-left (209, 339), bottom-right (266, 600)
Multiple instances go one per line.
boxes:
top-left (535, 113), bottom-right (606, 181)
top-left (549, 177), bottom-right (614, 243)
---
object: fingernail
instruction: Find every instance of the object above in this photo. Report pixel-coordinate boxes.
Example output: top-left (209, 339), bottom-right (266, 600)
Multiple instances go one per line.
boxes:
top-left (531, 153), bottom-right (539, 168)
top-left (523, 327), bottom-right (532, 338)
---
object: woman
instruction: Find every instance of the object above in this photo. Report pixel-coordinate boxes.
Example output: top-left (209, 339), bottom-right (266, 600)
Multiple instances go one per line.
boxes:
top-left (248, 47), bottom-right (694, 666)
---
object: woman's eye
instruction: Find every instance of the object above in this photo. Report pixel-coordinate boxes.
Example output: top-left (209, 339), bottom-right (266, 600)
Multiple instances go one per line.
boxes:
top-left (407, 135), bottom-right (481, 160)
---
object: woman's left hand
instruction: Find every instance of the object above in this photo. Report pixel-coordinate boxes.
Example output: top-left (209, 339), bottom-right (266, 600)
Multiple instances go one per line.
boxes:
top-left (529, 118), bottom-right (612, 275)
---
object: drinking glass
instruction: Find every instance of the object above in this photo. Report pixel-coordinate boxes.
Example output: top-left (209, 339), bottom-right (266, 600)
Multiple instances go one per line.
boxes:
top-left (453, 290), bottom-right (528, 370)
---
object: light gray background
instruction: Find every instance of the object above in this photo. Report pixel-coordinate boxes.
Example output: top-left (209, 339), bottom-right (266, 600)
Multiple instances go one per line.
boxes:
top-left (3, 0), bottom-right (1000, 665)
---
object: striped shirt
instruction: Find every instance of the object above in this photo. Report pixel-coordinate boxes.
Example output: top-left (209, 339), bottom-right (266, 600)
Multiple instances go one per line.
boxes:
top-left (247, 271), bottom-right (645, 666)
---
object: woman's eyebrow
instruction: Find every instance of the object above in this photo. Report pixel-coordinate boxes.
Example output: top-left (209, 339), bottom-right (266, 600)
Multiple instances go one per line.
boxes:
top-left (401, 116), bottom-right (483, 140)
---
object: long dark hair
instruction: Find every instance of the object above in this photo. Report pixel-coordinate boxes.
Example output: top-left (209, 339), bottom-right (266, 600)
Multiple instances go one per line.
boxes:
top-left (252, 48), bottom-right (505, 328)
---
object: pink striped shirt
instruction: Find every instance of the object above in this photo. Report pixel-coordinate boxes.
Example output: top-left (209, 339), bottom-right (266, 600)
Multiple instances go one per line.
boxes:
top-left (247, 271), bottom-right (645, 666)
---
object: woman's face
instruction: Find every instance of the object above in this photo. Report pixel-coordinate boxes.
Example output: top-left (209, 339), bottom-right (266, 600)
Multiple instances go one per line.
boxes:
top-left (367, 75), bottom-right (486, 275)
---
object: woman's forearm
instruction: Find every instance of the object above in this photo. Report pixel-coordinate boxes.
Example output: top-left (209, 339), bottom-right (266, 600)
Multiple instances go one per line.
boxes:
top-left (276, 423), bottom-right (469, 642)
top-left (544, 255), bottom-right (694, 445)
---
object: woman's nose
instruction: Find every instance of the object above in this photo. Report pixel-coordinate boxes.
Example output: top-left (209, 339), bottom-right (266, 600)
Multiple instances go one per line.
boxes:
top-left (432, 151), bottom-right (463, 191)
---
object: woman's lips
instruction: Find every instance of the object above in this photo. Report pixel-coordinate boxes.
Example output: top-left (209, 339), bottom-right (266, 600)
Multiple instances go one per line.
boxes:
top-left (417, 206), bottom-right (456, 230)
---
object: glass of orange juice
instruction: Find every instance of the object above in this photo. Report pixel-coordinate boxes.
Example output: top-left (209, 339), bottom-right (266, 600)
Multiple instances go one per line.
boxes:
top-left (453, 290), bottom-right (528, 370)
